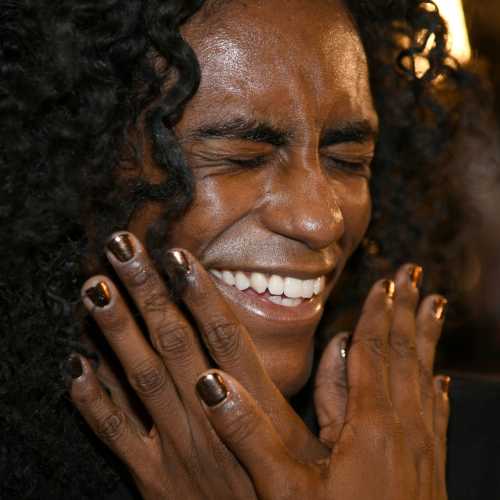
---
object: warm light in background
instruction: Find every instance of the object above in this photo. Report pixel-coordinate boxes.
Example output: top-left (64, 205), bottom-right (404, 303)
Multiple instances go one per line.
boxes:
top-left (412, 0), bottom-right (472, 78)
top-left (433, 0), bottom-right (472, 64)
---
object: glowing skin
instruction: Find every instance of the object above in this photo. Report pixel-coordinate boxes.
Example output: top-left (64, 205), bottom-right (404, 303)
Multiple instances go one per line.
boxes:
top-left (128, 0), bottom-right (378, 396)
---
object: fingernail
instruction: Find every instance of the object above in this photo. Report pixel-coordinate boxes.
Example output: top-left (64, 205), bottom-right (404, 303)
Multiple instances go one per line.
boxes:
top-left (63, 354), bottom-right (83, 387)
top-left (196, 373), bottom-right (228, 407)
top-left (106, 233), bottom-right (135, 262)
top-left (409, 265), bottom-right (423, 289)
top-left (164, 249), bottom-right (191, 297)
top-left (84, 282), bottom-right (111, 307)
top-left (433, 297), bottom-right (448, 320)
top-left (383, 279), bottom-right (396, 300)
top-left (437, 375), bottom-right (451, 395)
top-left (339, 334), bottom-right (351, 361)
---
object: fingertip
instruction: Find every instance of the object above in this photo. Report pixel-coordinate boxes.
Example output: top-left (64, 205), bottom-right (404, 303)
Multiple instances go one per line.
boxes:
top-left (196, 370), bottom-right (229, 408)
top-left (434, 375), bottom-right (451, 401)
top-left (81, 275), bottom-right (114, 310)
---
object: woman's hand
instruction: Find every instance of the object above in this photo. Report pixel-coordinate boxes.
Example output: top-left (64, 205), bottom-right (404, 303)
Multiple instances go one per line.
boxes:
top-left (197, 265), bottom-right (450, 500)
top-left (66, 232), bottom-right (329, 499)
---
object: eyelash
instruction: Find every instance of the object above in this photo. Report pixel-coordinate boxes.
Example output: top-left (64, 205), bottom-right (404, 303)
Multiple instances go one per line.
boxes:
top-left (325, 157), bottom-right (371, 176)
top-left (227, 156), bottom-right (371, 175)
top-left (229, 156), bottom-right (268, 169)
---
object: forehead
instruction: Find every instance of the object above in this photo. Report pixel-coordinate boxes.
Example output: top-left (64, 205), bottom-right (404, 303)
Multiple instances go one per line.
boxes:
top-left (180, 0), bottom-right (374, 128)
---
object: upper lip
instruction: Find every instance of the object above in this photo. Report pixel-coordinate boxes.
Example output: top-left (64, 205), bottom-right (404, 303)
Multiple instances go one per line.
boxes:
top-left (203, 264), bottom-right (336, 280)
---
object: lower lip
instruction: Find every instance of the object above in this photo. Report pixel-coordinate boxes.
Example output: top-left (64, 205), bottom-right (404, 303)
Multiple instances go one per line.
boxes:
top-left (211, 277), bottom-right (325, 324)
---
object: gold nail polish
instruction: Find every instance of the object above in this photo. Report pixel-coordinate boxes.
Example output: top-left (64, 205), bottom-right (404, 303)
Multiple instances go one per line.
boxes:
top-left (383, 279), bottom-right (396, 300)
top-left (107, 233), bottom-right (134, 262)
top-left (410, 265), bottom-right (423, 289)
top-left (196, 373), bottom-right (228, 407)
top-left (85, 282), bottom-right (111, 307)
top-left (437, 375), bottom-right (451, 395)
top-left (433, 297), bottom-right (448, 320)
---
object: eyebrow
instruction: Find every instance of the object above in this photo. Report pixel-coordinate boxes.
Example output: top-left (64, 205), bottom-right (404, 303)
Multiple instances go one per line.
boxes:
top-left (186, 117), bottom-right (377, 147)
top-left (320, 120), bottom-right (378, 147)
top-left (188, 118), bottom-right (290, 146)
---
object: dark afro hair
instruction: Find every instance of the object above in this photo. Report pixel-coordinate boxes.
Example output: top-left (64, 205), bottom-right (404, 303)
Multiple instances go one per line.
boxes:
top-left (0, 0), bottom-right (484, 497)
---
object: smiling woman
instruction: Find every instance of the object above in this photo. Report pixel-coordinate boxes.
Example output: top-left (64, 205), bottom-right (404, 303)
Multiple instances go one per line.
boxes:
top-left (0, 0), bottom-right (496, 499)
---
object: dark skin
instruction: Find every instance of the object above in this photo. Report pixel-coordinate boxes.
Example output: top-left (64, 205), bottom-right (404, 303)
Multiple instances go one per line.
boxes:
top-left (68, 1), bottom-right (450, 498)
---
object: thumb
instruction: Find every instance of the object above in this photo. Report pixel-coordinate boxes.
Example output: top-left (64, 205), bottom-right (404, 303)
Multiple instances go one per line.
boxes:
top-left (314, 332), bottom-right (350, 448)
top-left (196, 370), bottom-right (308, 499)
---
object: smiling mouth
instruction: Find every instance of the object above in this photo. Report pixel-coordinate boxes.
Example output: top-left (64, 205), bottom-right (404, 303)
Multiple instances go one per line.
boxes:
top-left (209, 269), bottom-right (326, 308)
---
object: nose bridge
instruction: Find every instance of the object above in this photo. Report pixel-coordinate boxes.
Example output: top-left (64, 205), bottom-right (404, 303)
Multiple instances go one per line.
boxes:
top-left (260, 154), bottom-right (345, 250)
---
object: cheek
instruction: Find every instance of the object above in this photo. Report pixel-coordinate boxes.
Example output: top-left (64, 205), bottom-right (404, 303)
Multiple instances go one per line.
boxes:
top-left (168, 173), bottom-right (262, 254)
top-left (338, 178), bottom-right (372, 249)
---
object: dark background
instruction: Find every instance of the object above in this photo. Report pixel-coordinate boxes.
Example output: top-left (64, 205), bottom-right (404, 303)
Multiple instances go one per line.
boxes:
top-left (440, 0), bottom-right (500, 375)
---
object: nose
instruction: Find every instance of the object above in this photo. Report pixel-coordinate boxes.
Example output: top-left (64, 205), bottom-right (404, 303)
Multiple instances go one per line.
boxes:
top-left (259, 155), bottom-right (345, 250)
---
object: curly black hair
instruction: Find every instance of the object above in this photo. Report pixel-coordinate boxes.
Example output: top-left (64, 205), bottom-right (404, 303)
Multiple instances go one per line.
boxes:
top-left (0, 0), bottom-right (484, 497)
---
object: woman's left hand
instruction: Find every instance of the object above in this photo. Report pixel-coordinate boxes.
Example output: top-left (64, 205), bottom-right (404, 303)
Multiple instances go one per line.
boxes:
top-left (198, 264), bottom-right (451, 500)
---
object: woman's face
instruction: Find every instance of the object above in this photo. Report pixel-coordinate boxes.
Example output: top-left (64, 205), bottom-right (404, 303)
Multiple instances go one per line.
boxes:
top-left (129, 0), bottom-right (378, 396)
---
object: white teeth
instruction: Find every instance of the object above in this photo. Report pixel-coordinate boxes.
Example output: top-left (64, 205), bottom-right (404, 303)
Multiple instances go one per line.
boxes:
top-left (268, 275), bottom-right (284, 295)
top-left (222, 270), bottom-right (236, 286)
top-left (314, 276), bottom-right (325, 295)
top-left (302, 279), bottom-right (314, 299)
top-left (268, 295), bottom-right (283, 305)
top-left (283, 277), bottom-right (303, 299)
top-left (250, 272), bottom-right (268, 294)
top-left (282, 298), bottom-right (302, 307)
top-left (211, 268), bottom-right (327, 300)
top-left (235, 271), bottom-right (250, 291)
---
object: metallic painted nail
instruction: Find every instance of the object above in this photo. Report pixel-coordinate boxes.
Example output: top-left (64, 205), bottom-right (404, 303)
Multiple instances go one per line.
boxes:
top-left (63, 354), bottom-right (83, 387)
top-left (410, 265), bottom-right (424, 289)
top-left (433, 297), bottom-right (448, 320)
top-left (383, 279), bottom-right (396, 300)
top-left (85, 282), bottom-right (111, 307)
top-left (437, 375), bottom-right (451, 395)
top-left (196, 373), bottom-right (228, 407)
top-left (339, 334), bottom-right (351, 361)
top-left (167, 249), bottom-right (191, 273)
top-left (107, 233), bottom-right (134, 262)
top-left (164, 249), bottom-right (191, 298)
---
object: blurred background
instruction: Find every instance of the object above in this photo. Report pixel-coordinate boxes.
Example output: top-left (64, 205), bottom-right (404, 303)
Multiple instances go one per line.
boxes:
top-left (435, 0), bottom-right (500, 374)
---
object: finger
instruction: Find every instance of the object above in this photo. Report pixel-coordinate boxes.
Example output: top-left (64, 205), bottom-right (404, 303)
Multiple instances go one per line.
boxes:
top-left (347, 279), bottom-right (395, 416)
top-left (416, 295), bottom-right (448, 430)
top-left (314, 332), bottom-right (350, 447)
top-left (168, 248), bottom-right (329, 461)
top-left (81, 276), bottom-right (188, 438)
top-left (196, 370), bottom-right (310, 499)
top-left (433, 376), bottom-right (451, 497)
top-left (66, 354), bottom-right (150, 469)
top-left (389, 265), bottom-right (423, 425)
top-left (105, 232), bottom-right (210, 404)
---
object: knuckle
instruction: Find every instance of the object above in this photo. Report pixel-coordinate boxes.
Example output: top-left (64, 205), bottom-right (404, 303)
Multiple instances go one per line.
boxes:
top-left (419, 363), bottom-right (434, 391)
top-left (204, 320), bottom-right (242, 362)
top-left (224, 407), bottom-right (260, 447)
top-left (390, 334), bottom-right (417, 360)
top-left (154, 323), bottom-right (193, 362)
top-left (357, 412), bottom-right (399, 451)
top-left (354, 335), bottom-right (387, 360)
top-left (97, 308), bottom-right (129, 340)
top-left (96, 411), bottom-right (126, 443)
top-left (129, 362), bottom-right (168, 397)
top-left (417, 431), bottom-right (435, 458)
top-left (143, 290), bottom-right (171, 314)
top-left (73, 381), bottom-right (103, 407)
top-left (124, 260), bottom-right (156, 289)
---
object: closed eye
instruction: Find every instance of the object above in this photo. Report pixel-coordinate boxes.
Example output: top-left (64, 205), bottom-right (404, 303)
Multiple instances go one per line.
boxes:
top-left (228, 156), bottom-right (268, 169)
